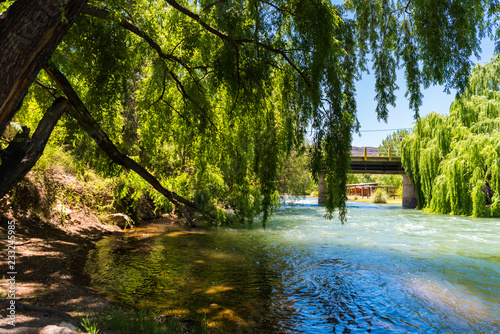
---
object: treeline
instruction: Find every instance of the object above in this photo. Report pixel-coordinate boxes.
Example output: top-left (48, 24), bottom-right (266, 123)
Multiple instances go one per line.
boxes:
top-left (402, 56), bottom-right (500, 217)
top-left (2, 0), bottom-right (498, 225)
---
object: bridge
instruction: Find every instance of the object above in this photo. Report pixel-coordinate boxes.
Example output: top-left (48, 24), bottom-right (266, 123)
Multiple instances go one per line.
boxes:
top-left (318, 148), bottom-right (417, 208)
top-left (349, 148), bottom-right (404, 174)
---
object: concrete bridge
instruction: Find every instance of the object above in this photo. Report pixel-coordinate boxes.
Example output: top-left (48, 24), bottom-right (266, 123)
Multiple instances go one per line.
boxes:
top-left (318, 148), bottom-right (417, 208)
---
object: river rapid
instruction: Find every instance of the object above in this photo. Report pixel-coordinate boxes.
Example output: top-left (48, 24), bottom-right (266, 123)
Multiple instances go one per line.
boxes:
top-left (87, 198), bottom-right (500, 333)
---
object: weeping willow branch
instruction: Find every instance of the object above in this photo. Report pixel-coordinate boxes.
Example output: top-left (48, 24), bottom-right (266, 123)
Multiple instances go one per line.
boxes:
top-left (81, 4), bottom-right (222, 133)
top-left (44, 61), bottom-right (199, 227)
top-left (259, 1), bottom-right (293, 15)
top-left (81, 4), bottom-right (207, 86)
top-left (81, 5), bottom-right (183, 65)
top-left (202, 0), bottom-right (228, 12)
top-left (163, 0), bottom-right (312, 87)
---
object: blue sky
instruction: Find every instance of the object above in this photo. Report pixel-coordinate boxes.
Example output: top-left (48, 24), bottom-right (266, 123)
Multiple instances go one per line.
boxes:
top-left (352, 39), bottom-right (497, 148)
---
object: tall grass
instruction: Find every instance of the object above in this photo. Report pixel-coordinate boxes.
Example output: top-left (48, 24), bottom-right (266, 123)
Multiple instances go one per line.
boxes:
top-left (372, 188), bottom-right (388, 204)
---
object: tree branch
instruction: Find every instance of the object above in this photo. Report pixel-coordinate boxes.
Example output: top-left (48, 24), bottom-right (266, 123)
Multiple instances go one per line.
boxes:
top-left (44, 61), bottom-right (199, 226)
top-left (202, 0), bottom-right (228, 12)
top-left (164, 0), bottom-right (311, 87)
top-left (81, 4), bottom-right (249, 178)
top-left (81, 4), bottom-right (218, 130)
top-left (81, 5), bottom-right (187, 69)
top-left (35, 80), bottom-right (58, 98)
top-left (260, 1), bottom-right (293, 15)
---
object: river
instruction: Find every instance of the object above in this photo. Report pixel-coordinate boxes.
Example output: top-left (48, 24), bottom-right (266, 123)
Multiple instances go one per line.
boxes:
top-left (87, 197), bottom-right (500, 333)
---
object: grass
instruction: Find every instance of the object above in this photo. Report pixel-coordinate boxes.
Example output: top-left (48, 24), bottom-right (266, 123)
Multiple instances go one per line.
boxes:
top-left (348, 195), bottom-right (402, 205)
top-left (81, 317), bottom-right (99, 334)
top-left (79, 307), bottom-right (212, 334)
top-left (372, 188), bottom-right (388, 204)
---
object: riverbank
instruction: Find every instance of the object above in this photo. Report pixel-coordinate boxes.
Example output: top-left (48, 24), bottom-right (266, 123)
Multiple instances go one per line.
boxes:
top-left (0, 166), bottom-right (203, 333)
top-left (0, 206), bottom-right (119, 331)
top-left (347, 195), bottom-right (402, 205)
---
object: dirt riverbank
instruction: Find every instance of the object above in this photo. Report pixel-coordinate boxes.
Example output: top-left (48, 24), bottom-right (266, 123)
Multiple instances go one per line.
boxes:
top-left (0, 167), bottom-right (186, 332)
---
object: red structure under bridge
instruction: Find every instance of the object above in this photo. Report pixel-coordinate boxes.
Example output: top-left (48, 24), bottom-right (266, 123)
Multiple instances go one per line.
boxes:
top-left (346, 183), bottom-right (397, 198)
top-left (318, 148), bottom-right (417, 208)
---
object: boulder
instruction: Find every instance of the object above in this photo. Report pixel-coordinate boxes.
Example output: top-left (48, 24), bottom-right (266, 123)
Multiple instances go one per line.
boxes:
top-left (106, 213), bottom-right (132, 229)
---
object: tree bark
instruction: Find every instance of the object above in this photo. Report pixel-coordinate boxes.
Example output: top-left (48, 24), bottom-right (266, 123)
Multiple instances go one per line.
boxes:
top-left (0, 97), bottom-right (70, 198)
top-left (44, 62), bottom-right (198, 227)
top-left (0, 0), bottom-right (86, 136)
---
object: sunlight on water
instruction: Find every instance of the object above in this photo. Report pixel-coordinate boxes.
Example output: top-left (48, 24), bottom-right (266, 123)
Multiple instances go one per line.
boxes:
top-left (87, 197), bottom-right (500, 333)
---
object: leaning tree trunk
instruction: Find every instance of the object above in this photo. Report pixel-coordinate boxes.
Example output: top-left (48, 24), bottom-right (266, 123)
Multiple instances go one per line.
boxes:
top-left (44, 62), bottom-right (199, 227)
top-left (0, 0), bottom-right (204, 226)
top-left (0, 0), bottom-right (86, 136)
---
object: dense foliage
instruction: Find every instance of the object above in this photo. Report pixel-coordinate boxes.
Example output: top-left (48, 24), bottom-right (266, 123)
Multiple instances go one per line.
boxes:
top-left (402, 55), bottom-right (500, 217)
top-left (2, 0), bottom-right (500, 225)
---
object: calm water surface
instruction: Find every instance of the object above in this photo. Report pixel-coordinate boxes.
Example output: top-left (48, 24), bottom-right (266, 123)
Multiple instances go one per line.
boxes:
top-left (87, 198), bottom-right (500, 333)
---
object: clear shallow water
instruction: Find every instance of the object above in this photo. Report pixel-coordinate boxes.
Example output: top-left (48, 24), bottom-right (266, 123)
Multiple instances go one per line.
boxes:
top-left (87, 198), bottom-right (500, 333)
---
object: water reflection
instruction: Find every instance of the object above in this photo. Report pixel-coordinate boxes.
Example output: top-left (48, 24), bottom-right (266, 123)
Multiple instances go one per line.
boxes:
top-left (87, 198), bottom-right (500, 333)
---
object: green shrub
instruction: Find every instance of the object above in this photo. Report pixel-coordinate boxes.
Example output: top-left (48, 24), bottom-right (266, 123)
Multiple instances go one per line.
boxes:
top-left (372, 188), bottom-right (387, 204)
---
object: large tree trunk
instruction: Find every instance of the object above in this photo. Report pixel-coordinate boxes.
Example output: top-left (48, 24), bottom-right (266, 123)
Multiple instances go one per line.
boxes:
top-left (0, 0), bottom-right (86, 136)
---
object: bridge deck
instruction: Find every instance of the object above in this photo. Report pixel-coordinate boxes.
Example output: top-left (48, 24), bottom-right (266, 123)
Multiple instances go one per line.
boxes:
top-left (349, 156), bottom-right (404, 174)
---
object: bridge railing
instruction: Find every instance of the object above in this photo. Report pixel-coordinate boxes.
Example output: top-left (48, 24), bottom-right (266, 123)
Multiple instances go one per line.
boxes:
top-left (353, 147), bottom-right (400, 161)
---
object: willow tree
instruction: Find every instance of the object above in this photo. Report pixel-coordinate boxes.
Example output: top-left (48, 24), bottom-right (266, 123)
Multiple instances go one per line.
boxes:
top-left (402, 55), bottom-right (500, 217)
top-left (0, 0), bottom-right (498, 225)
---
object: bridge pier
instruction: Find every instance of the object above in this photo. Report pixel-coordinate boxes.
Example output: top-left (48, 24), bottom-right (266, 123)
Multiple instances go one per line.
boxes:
top-left (402, 174), bottom-right (418, 208)
top-left (317, 173), bottom-right (418, 209)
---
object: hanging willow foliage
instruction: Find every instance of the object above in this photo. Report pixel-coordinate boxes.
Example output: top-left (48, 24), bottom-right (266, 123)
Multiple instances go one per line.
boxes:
top-left (3, 0), bottom-right (500, 225)
top-left (402, 55), bottom-right (500, 217)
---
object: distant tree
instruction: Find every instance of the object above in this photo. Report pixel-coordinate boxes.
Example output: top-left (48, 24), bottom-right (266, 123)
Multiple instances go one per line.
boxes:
top-left (378, 129), bottom-right (410, 157)
top-left (347, 174), bottom-right (362, 184)
top-left (277, 151), bottom-right (316, 196)
top-left (376, 174), bottom-right (403, 189)
top-left (346, 174), bottom-right (375, 184)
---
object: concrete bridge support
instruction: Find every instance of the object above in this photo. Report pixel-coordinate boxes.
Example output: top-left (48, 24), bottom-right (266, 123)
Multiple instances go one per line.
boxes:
top-left (317, 173), bottom-right (418, 209)
top-left (402, 174), bottom-right (418, 208)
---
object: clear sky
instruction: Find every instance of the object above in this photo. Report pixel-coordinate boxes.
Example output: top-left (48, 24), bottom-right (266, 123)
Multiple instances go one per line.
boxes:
top-left (352, 39), bottom-right (497, 148)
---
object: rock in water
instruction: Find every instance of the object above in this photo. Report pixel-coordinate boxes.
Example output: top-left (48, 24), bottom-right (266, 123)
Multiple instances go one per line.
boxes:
top-left (106, 213), bottom-right (132, 229)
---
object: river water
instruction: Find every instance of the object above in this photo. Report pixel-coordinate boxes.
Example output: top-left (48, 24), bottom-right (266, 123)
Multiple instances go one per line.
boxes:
top-left (87, 198), bottom-right (500, 333)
